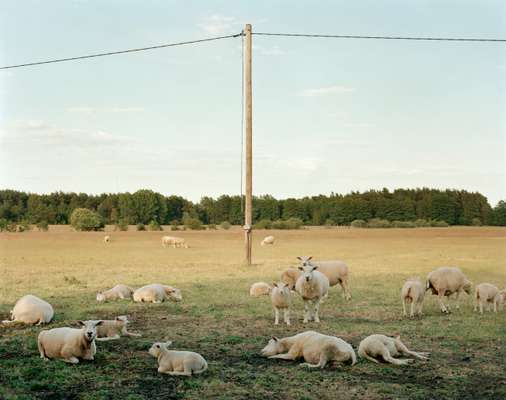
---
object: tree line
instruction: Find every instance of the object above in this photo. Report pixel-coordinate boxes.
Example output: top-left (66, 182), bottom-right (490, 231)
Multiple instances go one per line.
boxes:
top-left (0, 188), bottom-right (505, 227)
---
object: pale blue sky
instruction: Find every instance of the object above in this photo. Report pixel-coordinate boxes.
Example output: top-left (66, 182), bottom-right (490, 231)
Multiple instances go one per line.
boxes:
top-left (1, 1), bottom-right (505, 205)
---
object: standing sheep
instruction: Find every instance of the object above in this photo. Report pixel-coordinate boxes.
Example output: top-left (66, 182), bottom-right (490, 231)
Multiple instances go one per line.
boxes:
top-left (96, 284), bottom-right (135, 302)
top-left (280, 267), bottom-right (302, 290)
top-left (426, 267), bottom-right (472, 313)
top-left (103, 235), bottom-right (111, 243)
top-left (2, 294), bottom-right (54, 325)
top-left (249, 282), bottom-right (272, 297)
top-left (261, 331), bottom-right (356, 368)
top-left (261, 235), bottom-right (275, 246)
top-left (149, 341), bottom-right (208, 376)
top-left (162, 236), bottom-right (188, 248)
top-left (95, 316), bottom-right (142, 341)
top-left (133, 284), bottom-right (182, 303)
top-left (271, 282), bottom-right (291, 325)
top-left (295, 262), bottom-right (330, 323)
top-left (474, 283), bottom-right (501, 314)
top-left (401, 277), bottom-right (425, 317)
top-left (358, 334), bottom-right (430, 366)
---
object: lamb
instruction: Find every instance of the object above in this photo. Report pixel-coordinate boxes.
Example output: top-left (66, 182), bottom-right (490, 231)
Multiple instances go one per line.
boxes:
top-left (2, 294), bottom-right (54, 325)
top-left (249, 282), bottom-right (272, 297)
top-left (104, 235), bottom-right (111, 243)
top-left (271, 282), bottom-right (291, 325)
top-left (280, 267), bottom-right (302, 290)
top-left (96, 284), bottom-right (135, 302)
top-left (261, 331), bottom-right (356, 369)
top-left (149, 341), bottom-right (208, 376)
top-left (133, 284), bottom-right (182, 303)
top-left (261, 235), bottom-right (275, 246)
top-left (426, 267), bottom-right (472, 313)
top-left (295, 262), bottom-right (330, 323)
top-left (95, 315), bottom-right (141, 341)
top-left (401, 277), bottom-right (425, 317)
top-left (474, 283), bottom-right (501, 313)
top-left (38, 320), bottom-right (104, 363)
top-left (297, 256), bottom-right (351, 300)
top-left (161, 236), bottom-right (188, 248)
top-left (358, 334), bottom-right (430, 365)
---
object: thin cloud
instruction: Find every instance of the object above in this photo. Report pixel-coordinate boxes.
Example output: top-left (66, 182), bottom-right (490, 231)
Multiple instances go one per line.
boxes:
top-left (198, 14), bottom-right (237, 35)
top-left (298, 85), bottom-right (355, 97)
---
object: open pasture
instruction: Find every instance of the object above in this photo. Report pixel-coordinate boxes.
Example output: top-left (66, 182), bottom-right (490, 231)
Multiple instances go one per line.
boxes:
top-left (1, 226), bottom-right (505, 399)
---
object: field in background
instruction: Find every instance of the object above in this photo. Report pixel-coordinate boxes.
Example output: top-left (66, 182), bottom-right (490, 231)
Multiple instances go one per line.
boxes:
top-left (1, 226), bottom-right (505, 399)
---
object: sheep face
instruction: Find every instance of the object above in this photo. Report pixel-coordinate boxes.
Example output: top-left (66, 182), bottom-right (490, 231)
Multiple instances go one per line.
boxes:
top-left (116, 315), bottom-right (128, 325)
top-left (78, 320), bottom-right (104, 341)
top-left (149, 341), bottom-right (172, 357)
top-left (261, 337), bottom-right (283, 357)
top-left (96, 293), bottom-right (106, 302)
top-left (297, 256), bottom-right (313, 267)
top-left (273, 282), bottom-right (290, 295)
top-left (166, 288), bottom-right (182, 302)
top-left (463, 280), bottom-right (472, 295)
top-left (298, 265), bottom-right (319, 283)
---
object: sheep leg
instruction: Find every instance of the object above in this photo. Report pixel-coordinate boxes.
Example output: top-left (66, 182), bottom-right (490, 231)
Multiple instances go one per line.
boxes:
top-left (341, 278), bottom-right (351, 300)
top-left (63, 356), bottom-right (80, 364)
top-left (493, 300), bottom-right (498, 313)
top-left (379, 348), bottom-right (412, 365)
top-left (300, 353), bottom-right (328, 369)
top-left (96, 334), bottom-right (121, 341)
top-left (123, 330), bottom-right (142, 337)
top-left (454, 291), bottom-right (461, 310)
top-left (474, 296), bottom-right (478, 312)
top-left (437, 291), bottom-right (449, 313)
top-left (314, 301), bottom-right (321, 323)
top-left (410, 302), bottom-right (415, 318)
top-left (361, 353), bottom-right (381, 364)
top-left (417, 300), bottom-right (424, 316)
top-left (284, 309), bottom-right (290, 326)
top-left (269, 353), bottom-right (296, 361)
top-left (274, 308), bottom-right (280, 325)
top-left (402, 300), bottom-right (407, 317)
top-left (303, 301), bottom-right (310, 323)
top-left (479, 301), bottom-right (484, 314)
top-left (396, 341), bottom-right (430, 360)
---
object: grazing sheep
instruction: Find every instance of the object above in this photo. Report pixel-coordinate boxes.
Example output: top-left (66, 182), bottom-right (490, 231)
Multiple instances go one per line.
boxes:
top-left (38, 320), bottom-right (104, 363)
top-left (95, 316), bottom-right (142, 341)
top-left (261, 235), bottom-right (275, 246)
top-left (280, 267), bottom-right (302, 290)
top-left (162, 236), bottom-right (188, 248)
top-left (249, 282), bottom-right (272, 297)
top-left (261, 331), bottom-right (356, 369)
top-left (149, 341), bottom-right (208, 376)
top-left (401, 277), bottom-right (425, 317)
top-left (103, 235), bottom-right (111, 243)
top-left (133, 284), bottom-right (182, 303)
top-left (358, 334), bottom-right (430, 366)
top-left (271, 282), bottom-right (291, 325)
top-left (295, 262), bottom-right (330, 323)
top-left (426, 267), bottom-right (472, 313)
top-left (474, 283), bottom-right (501, 314)
top-left (2, 294), bottom-right (54, 325)
top-left (96, 284), bottom-right (135, 302)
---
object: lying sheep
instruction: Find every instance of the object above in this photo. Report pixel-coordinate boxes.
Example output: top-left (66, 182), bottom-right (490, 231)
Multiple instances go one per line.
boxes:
top-left (358, 334), bottom-right (430, 366)
top-left (133, 284), bottom-right (182, 303)
top-left (297, 256), bottom-right (352, 300)
top-left (96, 316), bottom-right (141, 341)
top-left (96, 284), bottom-right (135, 302)
top-left (104, 235), bottom-right (111, 243)
top-left (271, 282), bottom-right (291, 325)
top-left (261, 331), bottom-right (356, 369)
top-left (162, 236), bottom-right (188, 248)
top-left (280, 267), bottom-right (302, 290)
top-left (295, 262), bottom-right (330, 323)
top-left (401, 277), bottom-right (425, 317)
top-left (249, 282), bottom-right (272, 297)
top-left (149, 341), bottom-right (208, 376)
top-left (426, 267), bottom-right (472, 313)
top-left (261, 235), bottom-right (275, 246)
top-left (38, 320), bottom-right (104, 364)
top-left (2, 294), bottom-right (54, 325)
top-left (474, 283), bottom-right (501, 314)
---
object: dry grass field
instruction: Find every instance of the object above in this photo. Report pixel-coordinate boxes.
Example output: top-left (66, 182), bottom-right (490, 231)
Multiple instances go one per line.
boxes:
top-left (1, 226), bottom-right (505, 399)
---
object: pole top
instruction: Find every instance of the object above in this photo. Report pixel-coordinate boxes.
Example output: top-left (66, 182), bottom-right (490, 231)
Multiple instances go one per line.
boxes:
top-left (245, 24), bottom-right (252, 32)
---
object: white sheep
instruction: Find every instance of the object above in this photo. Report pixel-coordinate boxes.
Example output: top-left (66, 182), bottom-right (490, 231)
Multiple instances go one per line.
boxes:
top-left (38, 320), bottom-right (104, 363)
top-left (133, 284), bottom-right (182, 303)
top-left (249, 282), bottom-right (272, 297)
top-left (280, 267), bottom-right (302, 290)
top-left (2, 294), bottom-right (54, 325)
top-left (271, 282), bottom-right (291, 325)
top-left (295, 262), bottom-right (330, 323)
top-left (261, 235), bottom-right (275, 246)
top-left (261, 331), bottom-right (356, 369)
top-left (96, 284), bottom-right (135, 302)
top-left (426, 267), bottom-right (472, 313)
top-left (162, 236), bottom-right (188, 248)
top-left (297, 256), bottom-right (352, 300)
top-left (149, 341), bottom-right (208, 376)
top-left (358, 334), bottom-right (430, 366)
top-left (474, 283), bottom-right (501, 313)
top-left (401, 277), bottom-right (425, 317)
top-left (103, 235), bottom-right (111, 243)
top-left (496, 289), bottom-right (506, 311)
top-left (95, 316), bottom-right (142, 341)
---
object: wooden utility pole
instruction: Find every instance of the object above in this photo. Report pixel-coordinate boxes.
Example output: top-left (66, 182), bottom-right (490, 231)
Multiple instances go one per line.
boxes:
top-left (244, 24), bottom-right (253, 265)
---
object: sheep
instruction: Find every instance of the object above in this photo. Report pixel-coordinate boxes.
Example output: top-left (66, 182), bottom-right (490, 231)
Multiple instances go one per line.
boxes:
top-left (261, 331), bottom-right (356, 369)
top-left (133, 284), bottom-right (182, 303)
top-left (280, 267), bottom-right (302, 290)
top-left (426, 267), bottom-right (472, 313)
top-left (96, 284), bottom-right (135, 302)
top-left (249, 282), bottom-right (272, 297)
top-left (261, 235), bottom-right (275, 246)
top-left (103, 235), bottom-right (111, 243)
top-left (162, 236), bottom-right (188, 248)
top-left (295, 262), bottom-right (330, 323)
top-left (297, 256), bottom-right (351, 300)
top-left (149, 341), bottom-right (208, 376)
top-left (358, 334), bottom-right (430, 366)
top-left (474, 283), bottom-right (501, 314)
top-left (401, 277), bottom-right (425, 317)
top-left (95, 315), bottom-right (141, 341)
top-left (2, 294), bottom-right (54, 325)
top-left (496, 289), bottom-right (506, 311)
top-left (271, 282), bottom-right (291, 325)
top-left (38, 320), bottom-right (104, 364)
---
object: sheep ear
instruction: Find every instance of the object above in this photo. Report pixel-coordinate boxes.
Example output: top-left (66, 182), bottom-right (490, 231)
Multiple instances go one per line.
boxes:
top-left (272, 282), bottom-right (278, 287)
top-left (95, 320), bottom-right (104, 326)
top-left (296, 256), bottom-right (302, 261)
top-left (312, 266), bottom-right (318, 271)
top-left (77, 320), bottom-right (85, 327)
top-left (298, 266), bottom-right (304, 271)
top-left (271, 336), bottom-right (279, 342)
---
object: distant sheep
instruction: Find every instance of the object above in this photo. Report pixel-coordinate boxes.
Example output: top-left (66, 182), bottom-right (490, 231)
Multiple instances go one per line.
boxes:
top-left (133, 284), bottom-right (182, 303)
top-left (271, 282), bottom-right (291, 325)
top-left (249, 282), bottom-right (272, 297)
top-left (426, 267), bottom-right (472, 313)
top-left (96, 284), bottom-right (135, 302)
top-left (149, 341), bottom-right (208, 376)
top-left (261, 235), bottom-right (275, 246)
top-left (104, 235), bottom-right (111, 243)
top-left (38, 320), bottom-right (104, 364)
top-left (474, 283), bottom-right (501, 314)
top-left (358, 334), bottom-right (430, 366)
top-left (295, 261), bottom-right (330, 323)
top-left (401, 277), bottom-right (425, 317)
top-left (162, 236), bottom-right (188, 248)
top-left (261, 331), bottom-right (356, 369)
top-left (2, 294), bottom-right (54, 325)
top-left (96, 316), bottom-right (141, 341)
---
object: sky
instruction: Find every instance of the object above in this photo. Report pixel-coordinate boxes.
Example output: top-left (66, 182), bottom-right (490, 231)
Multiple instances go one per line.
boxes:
top-left (1, 0), bottom-right (505, 205)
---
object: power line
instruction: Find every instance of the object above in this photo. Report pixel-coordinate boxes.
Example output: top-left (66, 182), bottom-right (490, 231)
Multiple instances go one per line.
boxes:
top-left (253, 32), bottom-right (506, 42)
top-left (0, 33), bottom-right (242, 70)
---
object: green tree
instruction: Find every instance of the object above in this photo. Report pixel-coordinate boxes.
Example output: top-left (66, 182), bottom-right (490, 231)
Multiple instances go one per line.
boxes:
top-left (70, 208), bottom-right (103, 231)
